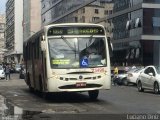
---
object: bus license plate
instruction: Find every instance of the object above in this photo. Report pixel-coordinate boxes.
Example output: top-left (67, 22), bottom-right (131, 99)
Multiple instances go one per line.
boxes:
top-left (76, 82), bottom-right (86, 87)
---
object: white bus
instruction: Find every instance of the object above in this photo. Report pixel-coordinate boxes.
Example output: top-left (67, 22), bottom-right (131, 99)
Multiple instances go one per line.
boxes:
top-left (23, 23), bottom-right (111, 100)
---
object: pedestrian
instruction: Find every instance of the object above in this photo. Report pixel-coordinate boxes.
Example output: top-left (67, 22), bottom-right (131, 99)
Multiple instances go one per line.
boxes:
top-left (4, 64), bottom-right (11, 80)
top-left (113, 66), bottom-right (119, 75)
top-left (113, 66), bottom-right (119, 85)
top-left (124, 66), bottom-right (129, 73)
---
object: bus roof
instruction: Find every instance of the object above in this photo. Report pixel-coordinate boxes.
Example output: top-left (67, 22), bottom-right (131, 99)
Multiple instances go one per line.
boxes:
top-left (44, 23), bottom-right (105, 29)
top-left (24, 23), bottom-right (105, 43)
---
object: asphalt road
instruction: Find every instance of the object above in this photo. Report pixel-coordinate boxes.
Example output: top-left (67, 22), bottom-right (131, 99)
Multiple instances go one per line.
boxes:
top-left (0, 73), bottom-right (160, 120)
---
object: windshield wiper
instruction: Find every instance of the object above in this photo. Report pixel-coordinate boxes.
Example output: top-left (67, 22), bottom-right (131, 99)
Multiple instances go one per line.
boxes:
top-left (61, 36), bottom-right (76, 52)
top-left (86, 35), bottom-right (94, 48)
top-left (61, 36), bottom-right (78, 59)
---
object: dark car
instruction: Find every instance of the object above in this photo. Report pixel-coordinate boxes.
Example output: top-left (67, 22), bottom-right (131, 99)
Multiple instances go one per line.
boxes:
top-left (19, 66), bottom-right (26, 79)
top-left (15, 64), bottom-right (21, 73)
top-left (10, 67), bottom-right (15, 73)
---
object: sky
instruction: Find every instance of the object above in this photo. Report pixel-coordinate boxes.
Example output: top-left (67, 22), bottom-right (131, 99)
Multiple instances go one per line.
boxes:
top-left (0, 0), bottom-right (7, 14)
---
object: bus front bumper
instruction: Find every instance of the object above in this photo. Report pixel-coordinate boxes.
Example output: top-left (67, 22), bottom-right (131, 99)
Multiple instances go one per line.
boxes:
top-left (47, 77), bottom-right (110, 92)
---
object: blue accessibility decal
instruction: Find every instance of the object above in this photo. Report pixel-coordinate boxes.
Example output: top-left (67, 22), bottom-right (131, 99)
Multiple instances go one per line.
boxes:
top-left (80, 57), bottom-right (89, 67)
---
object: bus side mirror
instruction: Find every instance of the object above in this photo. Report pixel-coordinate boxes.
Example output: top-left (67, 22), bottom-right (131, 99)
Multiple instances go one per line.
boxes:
top-left (41, 41), bottom-right (46, 51)
top-left (107, 37), bottom-right (113, 57)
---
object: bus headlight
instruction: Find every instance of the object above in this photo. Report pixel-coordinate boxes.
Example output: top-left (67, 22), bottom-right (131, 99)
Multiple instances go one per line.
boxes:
top-left (104, 70), bottom-right (107, 75)
top-left (52, 72), bottom-right (59, 79)
top-left (53, 75), bottom-right (59, 79)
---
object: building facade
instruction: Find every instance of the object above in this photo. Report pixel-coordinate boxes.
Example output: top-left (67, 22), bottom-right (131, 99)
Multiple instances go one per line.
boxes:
top-left (5, 0), bottom-right (23, 64)
top-left (0, 14), bottom-right (5, 63)
top-left (72, 3), bottom-right (105, 23)
top-left (41, 0), bottom-right (99, 25)
top-left (41, 0), bottom-right (113, 24)
top-left (108, 0), bottom-right (160, 66)
top-left (23, 0), bottom-right (41, 42)
top-left (41, 0), bottom-right (113, 35)
top-left (95, 0), bottom-right (113, 38)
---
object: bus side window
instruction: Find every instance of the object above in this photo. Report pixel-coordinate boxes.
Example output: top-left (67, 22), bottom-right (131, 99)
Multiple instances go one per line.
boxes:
top-left (38, 37), bottom-right (40, 59)
top-left (35, 38), bottom-right (39, 59)
top-left (33, 42), bottom-right (36, 59)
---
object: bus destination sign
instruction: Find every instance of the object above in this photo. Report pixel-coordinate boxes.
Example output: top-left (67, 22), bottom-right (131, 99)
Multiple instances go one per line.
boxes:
top-left (47, 26), bottom-right (105, 36)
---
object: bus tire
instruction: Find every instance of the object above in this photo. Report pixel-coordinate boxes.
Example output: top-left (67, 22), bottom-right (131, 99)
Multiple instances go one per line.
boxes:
top-left (88, 90), bottom-right (99, 100)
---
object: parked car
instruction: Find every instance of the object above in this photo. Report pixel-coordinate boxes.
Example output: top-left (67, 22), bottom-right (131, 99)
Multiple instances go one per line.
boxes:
top-left (15, 64), bottom-right (21, 73)
top-left (137, 65), bottom-right (160, 94)
top-left (10, 66), bottom-right (15, 73)
top-left (113, 68), bottom-right (138, 85)
top-left (112, 73), bottom-right (126, 85)
top-left (111, 68), bottom-right (130, 85)
top-left (127, 67), bottom-right (144, 85)
top-left (19, 66), bottom-right (26, 79)
top-left (116, 73), bottom-right (128, 85)
top-left (0, 66), bottom-right (5, 79)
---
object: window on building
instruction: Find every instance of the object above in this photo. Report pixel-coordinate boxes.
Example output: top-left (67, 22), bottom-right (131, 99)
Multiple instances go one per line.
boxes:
top-left (42, 4), bottom-right (45, 9)
top-left (109, 10), bottom-right (113, 15)
top-left (42, 18), bottom-right (45, 22)
top-left (105, 10), bottom-right (108, 15)
top-left (75, 17), bottom-right (78, 22)
top-left (82, 16), bottom-right (85, 22)
top-left (135, 18), bottom-right (142, 27)
top-left (126, 20), bottom-right (131, 30)
top-left (82, 8), bottom-right (85, 13)
top-left (95, 9), bottom-right (99, 14)
top-left (0, 33), bottom-right (4, 39)
top-left (152, 17), bottom-right (160, 27)
top-left (92, 17), bottom-right (99, 22)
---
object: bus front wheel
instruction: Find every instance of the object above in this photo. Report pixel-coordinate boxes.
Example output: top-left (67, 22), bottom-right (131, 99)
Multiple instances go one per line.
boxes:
top-left (88, 90), bottom-right (99, 100)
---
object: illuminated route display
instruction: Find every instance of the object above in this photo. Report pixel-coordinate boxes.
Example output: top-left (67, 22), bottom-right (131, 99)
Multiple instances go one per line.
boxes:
top-left (47, 26), bottom-right (105, 36)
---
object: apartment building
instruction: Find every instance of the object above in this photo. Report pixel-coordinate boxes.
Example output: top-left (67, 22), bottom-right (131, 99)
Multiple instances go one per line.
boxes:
top-left (72, 3), bottom-right (104, 23)
top-left (108, 0), bottom-right (160, 66)
top-left (41, 0), bottom-right (113, 35)
top-left (5, 0), bottom-right (23, 64)
top-left (23, 0), bottom-right (41, 42)
top-left (41, 0), bottom-right (97, 25)
top-left (0, 14), bottom-right (5, 63)
top-left (94, 0), bottom-right (113, 38)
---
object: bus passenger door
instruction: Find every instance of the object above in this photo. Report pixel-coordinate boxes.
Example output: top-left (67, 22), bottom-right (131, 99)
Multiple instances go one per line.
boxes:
top-left (41, 50), bottom-right (47, 91)
top-left (40, 34), bottom-right (48, 91)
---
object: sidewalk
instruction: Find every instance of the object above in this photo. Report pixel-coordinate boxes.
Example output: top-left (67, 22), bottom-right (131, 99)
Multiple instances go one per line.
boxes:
top-left (0, 73), bottom-right (26, 87)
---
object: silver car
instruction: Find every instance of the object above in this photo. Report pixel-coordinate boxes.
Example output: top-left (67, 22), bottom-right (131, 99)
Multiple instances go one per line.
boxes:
top-left (127, 68), bottom-right (144, 85)
top-left (0, 66), bottom-right (5, 79)
top-left (15, 64), bottom-right (21, 73)
top-left (137, 65), bottom-right (160, 94)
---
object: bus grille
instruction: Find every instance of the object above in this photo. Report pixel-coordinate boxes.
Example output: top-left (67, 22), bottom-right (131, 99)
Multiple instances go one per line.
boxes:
top-left (59, 84), bottom-right (102, 89)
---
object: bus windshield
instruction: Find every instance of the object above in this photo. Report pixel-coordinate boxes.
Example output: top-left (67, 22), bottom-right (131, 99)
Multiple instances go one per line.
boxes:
top-left (48, 37), bottom-right (107, 69)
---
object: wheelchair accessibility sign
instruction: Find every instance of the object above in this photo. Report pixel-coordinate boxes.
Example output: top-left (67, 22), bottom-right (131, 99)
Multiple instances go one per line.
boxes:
top-left (80, 57), bottom-right (89, 67)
